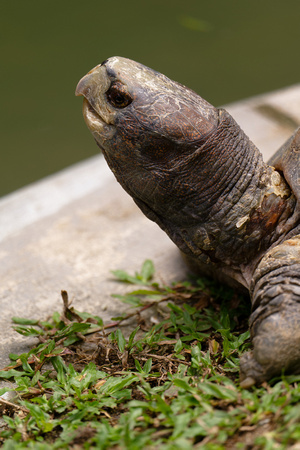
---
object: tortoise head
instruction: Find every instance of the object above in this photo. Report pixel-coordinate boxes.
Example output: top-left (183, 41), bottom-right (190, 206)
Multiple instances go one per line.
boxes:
top-left (75, 57), bottom-right (219, 224)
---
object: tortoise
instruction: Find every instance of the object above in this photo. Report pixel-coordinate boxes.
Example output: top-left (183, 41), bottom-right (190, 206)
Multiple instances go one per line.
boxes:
top-left (76, 57), bottom-right (300, 387)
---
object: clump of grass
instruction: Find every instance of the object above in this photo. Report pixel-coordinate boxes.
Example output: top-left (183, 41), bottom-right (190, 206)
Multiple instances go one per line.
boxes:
top-left (0, 260), bottom-right (300, 449)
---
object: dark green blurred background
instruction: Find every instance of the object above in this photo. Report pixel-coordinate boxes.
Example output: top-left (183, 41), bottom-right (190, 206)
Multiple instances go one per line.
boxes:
top-left (1, 0), bottom-right (300, 196)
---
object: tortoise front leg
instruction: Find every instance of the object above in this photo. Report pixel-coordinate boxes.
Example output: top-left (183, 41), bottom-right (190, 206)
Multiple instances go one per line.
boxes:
top-left (240, 236), bottom-right (300, 387)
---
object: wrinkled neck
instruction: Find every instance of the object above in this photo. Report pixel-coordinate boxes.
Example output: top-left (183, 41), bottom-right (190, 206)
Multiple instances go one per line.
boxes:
top-left (181, 116), bottom-right (295, 269)
top-left (152, 109), bottom-right (265, 225)
top-left (191, 109), bottom-right (264, 219)
top-left (154, 110), bottom-right (295, 269)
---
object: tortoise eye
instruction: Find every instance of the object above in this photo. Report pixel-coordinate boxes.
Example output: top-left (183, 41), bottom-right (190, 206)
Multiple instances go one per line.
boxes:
top-left (106, 82), bottom-right (132, 108)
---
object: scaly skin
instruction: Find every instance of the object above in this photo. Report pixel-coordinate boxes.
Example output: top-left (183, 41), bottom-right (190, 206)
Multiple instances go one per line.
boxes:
top-left (76, 57), bottom-right (300, 386)
top-left (240, 236), bottom-right (300, 387)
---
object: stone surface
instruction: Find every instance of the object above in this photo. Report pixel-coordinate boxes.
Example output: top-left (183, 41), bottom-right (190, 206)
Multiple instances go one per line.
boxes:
top-left (0, 84), bottom-right (300, 369)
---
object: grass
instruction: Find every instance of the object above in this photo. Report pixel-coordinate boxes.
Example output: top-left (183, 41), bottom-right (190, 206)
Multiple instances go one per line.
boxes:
top-left (1, 260), bottom-right (300, 449)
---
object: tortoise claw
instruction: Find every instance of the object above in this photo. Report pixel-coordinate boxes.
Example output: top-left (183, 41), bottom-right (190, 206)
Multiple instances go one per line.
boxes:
top-left (239, 351), bottom-right (267, 387)
top-left (240, 377), bottom-right (256, 389)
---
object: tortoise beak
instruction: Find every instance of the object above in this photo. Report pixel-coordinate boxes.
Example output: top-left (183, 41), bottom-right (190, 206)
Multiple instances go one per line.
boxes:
top-left (75, 63), bottom-right (116, 140)
top-left (75, 64), bottom-right (105, 98)
top-left (75, 63), bottom-right (115, 125)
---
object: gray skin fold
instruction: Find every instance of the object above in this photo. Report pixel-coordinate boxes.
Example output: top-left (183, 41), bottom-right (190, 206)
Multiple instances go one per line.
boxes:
top-left (76, 57), bottom-right (300, 387)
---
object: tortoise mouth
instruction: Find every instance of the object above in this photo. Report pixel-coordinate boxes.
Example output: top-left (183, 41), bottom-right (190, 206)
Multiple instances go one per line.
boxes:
top-left (81, 97), bottom-right (116, 146)
top-left (83, 98), bottom-right (102, 121)
top-left (82, 98), bottom-right (107, 131)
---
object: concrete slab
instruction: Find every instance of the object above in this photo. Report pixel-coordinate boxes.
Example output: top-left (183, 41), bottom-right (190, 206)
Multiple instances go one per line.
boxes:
top-left (1, 84), bottom-right (300, 369)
